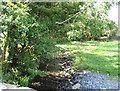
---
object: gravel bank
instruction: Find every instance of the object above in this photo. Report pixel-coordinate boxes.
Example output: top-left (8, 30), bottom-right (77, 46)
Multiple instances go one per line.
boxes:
top-left (80, 72), bottom-right (119, 89)
top-left (58, 71), bottom-right (119, 90)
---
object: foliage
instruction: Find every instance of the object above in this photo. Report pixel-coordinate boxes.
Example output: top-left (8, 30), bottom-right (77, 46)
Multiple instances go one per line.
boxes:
top-left (28, 2), bottom-right (82, 42)
top-left (1, 2), bottom-right (118, 86)
top-left (66, 2), bottom-right (118, 41)
top-left (1, 2), bottom-right (57, 86)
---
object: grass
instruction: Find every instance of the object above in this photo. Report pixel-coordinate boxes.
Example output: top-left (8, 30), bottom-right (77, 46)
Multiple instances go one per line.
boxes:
top-left (56, 40), bottom-right (119, 76)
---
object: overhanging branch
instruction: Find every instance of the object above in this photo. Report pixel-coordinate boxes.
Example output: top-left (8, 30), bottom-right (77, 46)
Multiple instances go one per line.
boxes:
top-left (56, 11), bottom-right (81, 25)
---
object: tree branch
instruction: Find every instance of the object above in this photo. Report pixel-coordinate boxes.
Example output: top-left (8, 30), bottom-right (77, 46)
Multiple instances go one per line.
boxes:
top-left (56, 11), bottom-right (81, 25)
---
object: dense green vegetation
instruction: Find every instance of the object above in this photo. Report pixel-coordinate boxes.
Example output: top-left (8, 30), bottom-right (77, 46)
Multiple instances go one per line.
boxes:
top-left (0, 2), bottom-right (118, 86)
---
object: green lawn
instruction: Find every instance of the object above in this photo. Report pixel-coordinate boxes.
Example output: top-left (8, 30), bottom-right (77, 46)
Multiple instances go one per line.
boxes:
top-left (56, 40), bottom-right (119, 76)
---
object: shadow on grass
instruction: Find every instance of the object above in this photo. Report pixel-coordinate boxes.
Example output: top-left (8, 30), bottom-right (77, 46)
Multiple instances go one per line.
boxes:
top-left (72, 50), bottom-right (118, 76)
top-left (64, 40), bottom-right (118, 76)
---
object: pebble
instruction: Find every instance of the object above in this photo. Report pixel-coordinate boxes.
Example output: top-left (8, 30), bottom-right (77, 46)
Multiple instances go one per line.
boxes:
top-left (72, 83), bottom-right (80, 89)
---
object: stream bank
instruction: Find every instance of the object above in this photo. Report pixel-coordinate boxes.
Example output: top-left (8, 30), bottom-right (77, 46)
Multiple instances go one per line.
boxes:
top-left (29, 50), bottom-right (119, 90)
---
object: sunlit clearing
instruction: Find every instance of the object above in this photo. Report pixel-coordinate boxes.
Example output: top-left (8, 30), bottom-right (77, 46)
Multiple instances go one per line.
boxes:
top-left (56, 44), bottom-right (76, 48)
top-left (75, 58), bottom-right (81, 63)
top-left (72, 50), bottom-right (81, 53)
top-left (104, 53), bottom-right (118, 56)
top-left (112, 63), bottom-right (118, 68)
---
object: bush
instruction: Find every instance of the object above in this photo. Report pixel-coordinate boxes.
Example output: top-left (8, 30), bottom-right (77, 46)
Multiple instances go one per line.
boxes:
top-left (1, 2), bottom-right (58, 86)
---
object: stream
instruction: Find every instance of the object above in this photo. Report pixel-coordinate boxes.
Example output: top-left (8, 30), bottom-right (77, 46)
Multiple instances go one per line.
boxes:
top-left (29, 51), bottom-right (119, 90)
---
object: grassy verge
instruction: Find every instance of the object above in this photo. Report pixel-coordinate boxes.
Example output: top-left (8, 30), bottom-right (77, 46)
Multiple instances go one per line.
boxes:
top-left (56, 40), bottom-right (118, 76)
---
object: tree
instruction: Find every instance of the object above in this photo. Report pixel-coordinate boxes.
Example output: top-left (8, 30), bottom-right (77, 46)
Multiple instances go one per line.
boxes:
top-left (0, 2), bottom-right (117, 86)
top-left (64, 2), bottom-right (118, 40)
top-left (1, 2), bottom-right (55, 86)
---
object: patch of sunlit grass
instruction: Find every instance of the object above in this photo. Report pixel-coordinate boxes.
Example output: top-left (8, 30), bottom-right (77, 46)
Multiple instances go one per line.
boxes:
top-left (57, 40), bottom-right (118, 76)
